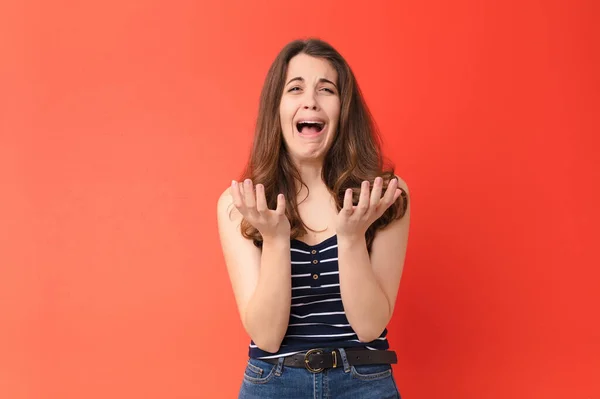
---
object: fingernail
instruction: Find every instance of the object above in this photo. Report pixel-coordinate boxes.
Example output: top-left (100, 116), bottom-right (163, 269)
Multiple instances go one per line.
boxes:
top-left (232, 180), bottom-right (237, 186)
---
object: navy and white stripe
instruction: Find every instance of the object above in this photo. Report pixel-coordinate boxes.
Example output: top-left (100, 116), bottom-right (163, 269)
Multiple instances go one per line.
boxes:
top-left (249, 234), bottom-right (389, 359)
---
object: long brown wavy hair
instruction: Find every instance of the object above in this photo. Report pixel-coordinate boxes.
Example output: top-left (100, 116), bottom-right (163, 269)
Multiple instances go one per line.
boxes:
top-left (235, 38), bottom-right (408, 252)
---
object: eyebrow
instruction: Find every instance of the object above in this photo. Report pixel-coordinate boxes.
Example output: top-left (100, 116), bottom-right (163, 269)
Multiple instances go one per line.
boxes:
top-left (285, 77), bottom-right (338, 90)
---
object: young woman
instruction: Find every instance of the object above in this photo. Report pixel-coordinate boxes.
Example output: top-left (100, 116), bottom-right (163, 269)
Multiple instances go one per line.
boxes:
top-left (217, 38), bottom-right (410, 399)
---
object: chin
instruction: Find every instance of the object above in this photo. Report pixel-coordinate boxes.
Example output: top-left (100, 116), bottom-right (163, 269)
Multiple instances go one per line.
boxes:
top-left (290, 148), bottom-right (328, 163)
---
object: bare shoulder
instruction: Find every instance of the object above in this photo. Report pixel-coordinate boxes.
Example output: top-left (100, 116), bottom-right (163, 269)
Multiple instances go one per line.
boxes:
top-left (393, 174), bottom-right (410, 197)
top-left (369, 174), bottom-right (411, 313)
top-left (216, 185), bottom-right (250, 253)
top-left (216, 185), bottom-right (262, 327)
top-left (391, 174), bottom-right (410, 217)
top-left (217, 186), bottom-right (240, 222)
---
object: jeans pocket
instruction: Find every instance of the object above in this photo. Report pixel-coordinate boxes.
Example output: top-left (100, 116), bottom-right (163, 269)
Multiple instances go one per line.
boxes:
top-left (351, 363), bottom-right (393, 381)
top-left (243, 358), bottom-right (277, 384)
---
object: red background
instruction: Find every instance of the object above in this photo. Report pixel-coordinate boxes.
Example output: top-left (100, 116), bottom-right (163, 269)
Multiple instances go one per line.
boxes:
top-left (1, 0), bottom-right (598, 398)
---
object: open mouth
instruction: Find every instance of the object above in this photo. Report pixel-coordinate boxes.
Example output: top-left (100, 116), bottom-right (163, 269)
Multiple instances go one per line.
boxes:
top-left (296, 120), bottom-right (326, 135)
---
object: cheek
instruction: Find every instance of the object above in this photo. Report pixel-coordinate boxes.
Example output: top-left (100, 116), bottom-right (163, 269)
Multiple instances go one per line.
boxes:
top-left (328, 107), bottom-right (340, 139)
top-left (326, 99), bottom-right (341, 123)
top-left (279, 104), bottom-right (294, 129)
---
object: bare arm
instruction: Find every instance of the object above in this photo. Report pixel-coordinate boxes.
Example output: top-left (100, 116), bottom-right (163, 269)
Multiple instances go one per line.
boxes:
top-left (217, 183), bottom-right (291, 353)
top-left (337, 177), bottom-right (411, 342)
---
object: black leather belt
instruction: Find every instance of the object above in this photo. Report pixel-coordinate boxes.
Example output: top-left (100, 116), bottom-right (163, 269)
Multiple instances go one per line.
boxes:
top-left (260, 348), bottom-right (397, 373)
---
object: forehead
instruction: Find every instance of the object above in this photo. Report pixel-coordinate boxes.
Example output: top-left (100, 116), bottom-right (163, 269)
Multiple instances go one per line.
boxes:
top-left (285, 53), bottom-right (337, 83)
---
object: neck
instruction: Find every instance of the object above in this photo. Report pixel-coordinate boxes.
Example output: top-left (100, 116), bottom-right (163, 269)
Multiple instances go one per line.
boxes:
top-left (293, 159), bottom-right (329, 198)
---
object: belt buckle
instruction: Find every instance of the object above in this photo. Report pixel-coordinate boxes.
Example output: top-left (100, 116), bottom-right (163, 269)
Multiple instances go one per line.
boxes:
top-left (304, 348), bottom-right (324, 373)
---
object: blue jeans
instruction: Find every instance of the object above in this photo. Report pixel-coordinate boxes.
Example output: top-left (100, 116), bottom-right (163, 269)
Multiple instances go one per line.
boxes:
top-left (238, 348), bottom-right (401, 399)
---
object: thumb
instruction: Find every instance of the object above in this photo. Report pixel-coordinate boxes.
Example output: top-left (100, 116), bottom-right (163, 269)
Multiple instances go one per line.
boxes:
top-left (275, 194), bottom-right (286, 215)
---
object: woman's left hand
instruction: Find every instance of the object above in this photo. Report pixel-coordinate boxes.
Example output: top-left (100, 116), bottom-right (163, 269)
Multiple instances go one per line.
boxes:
top-left (335, 177), bottom-right (402, 239)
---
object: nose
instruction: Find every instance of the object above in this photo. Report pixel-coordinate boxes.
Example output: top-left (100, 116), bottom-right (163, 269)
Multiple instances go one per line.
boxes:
top-left (302, 90), bottom-right (319, 110)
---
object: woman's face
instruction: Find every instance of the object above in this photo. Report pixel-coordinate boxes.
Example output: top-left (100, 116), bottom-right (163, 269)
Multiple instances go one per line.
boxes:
top-left (279, 53), bottom-right (341, 165)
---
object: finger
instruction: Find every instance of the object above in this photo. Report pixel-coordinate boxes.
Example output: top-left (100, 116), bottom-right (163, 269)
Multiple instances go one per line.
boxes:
top-left (381, 178), bottom-right (398, 207)
top-left (342, 188), bottom-right (354, 214)
top-left (255, 184), bottom-right (268, 212)
top-left (275, 193), bottom-right (286, 216)
top-left (394, 188), bottom-right (402, 202)
top-left (370, 176), bottom-right (384, 207)
top-left (231, 180), bottom-right (244, 209)
top-left (356, 180), bottom-right (370, 215)
top-left (243, 179), bottom-right (256, 209)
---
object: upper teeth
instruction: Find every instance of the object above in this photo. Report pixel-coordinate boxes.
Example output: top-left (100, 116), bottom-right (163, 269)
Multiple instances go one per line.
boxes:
top-left (299, 121), bottom-right (324, 125)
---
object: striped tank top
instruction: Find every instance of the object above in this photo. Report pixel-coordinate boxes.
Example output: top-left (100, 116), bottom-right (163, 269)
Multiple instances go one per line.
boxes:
top-left (249, 234), bottom-right (389, 359)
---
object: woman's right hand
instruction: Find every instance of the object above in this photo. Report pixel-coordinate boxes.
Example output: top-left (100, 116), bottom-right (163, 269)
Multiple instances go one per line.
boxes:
top-left (231, 179), bottom-right (290, 240)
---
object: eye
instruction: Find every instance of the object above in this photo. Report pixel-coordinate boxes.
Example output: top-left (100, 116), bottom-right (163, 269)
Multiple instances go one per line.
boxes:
top-left (288, 86), bottom-right (301, 92)
top-left (321, 87), bottom-right (335, 94)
